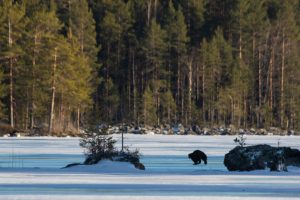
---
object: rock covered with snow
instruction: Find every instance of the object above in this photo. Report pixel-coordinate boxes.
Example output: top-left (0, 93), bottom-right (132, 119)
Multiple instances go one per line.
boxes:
top-left (224, 144), bottom-right (300, 171)
top-left (63, 160), bottom-right (143, 173)
top-left (113, 152), bottom-right (145, 170)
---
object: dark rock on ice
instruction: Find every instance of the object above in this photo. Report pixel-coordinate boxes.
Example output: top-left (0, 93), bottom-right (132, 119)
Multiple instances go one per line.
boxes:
top-left (224, 144), bottom-right (300, 171)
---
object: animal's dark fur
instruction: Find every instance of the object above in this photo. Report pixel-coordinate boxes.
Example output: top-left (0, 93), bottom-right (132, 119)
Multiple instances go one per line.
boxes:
top-left (188, 150), bottom-right (207, 165)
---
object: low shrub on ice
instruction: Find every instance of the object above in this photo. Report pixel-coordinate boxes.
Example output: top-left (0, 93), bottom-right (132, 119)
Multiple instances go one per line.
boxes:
top-left (80, 126), bottom-right (117, 164)
top-left (80, 126), bottom-right (144, 170)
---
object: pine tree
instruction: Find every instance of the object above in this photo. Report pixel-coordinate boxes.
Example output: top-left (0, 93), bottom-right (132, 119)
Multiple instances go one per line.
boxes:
top-left (204, 28), bottom-right (233, 125)
top-left (94, 0), bottom-right (132, 122)
top-left (57, 0), bottom-right (98, 131)
top-left (275, 0), bottom-right (300, 130)
top-left (163, 2), bottom-right (189, 124)
top-left (178, 0), bottom-right (205, 45)
top-left (199, 38), bottom-right (209, 122)
top-left (0, 0), bottom-right (299, 132)
top-left (142, 85), bottom-right (156, 126)
top-left (0, 0), bottom-right (26, 127)
top-left (227, 59), bottom-right (251, 127)
top-left (142, 19), bottom-right (167, 125)
top-left (0, 69), bottom-right (5, 119)
top-left (22, 3), bottom-right (62, 131)
top-left (66, 0), bottom-right (98, 64)
top-left (230, 0), bottom-right (251, 60)
top-left (276, 0), bottom-right (300, 129)
top-left (245, 0), bottom-right (268, 128)
top-left (160, 89), bottom-right (176, 125)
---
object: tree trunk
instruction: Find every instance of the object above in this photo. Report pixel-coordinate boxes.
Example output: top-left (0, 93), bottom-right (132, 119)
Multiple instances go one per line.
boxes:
top-left (280, 31), bottom-right (285, 128)
top-left (181, 77), bottom-right (184, 125)
top-left (8, 18), bottom-right (14, 128)
top-left (30, 33), bottom-right (37, 130)
top-left (77, 107), bottom-right (80, 133)
top-left (80, 22), bottom-right (84, 53)
top-left (68, 0), bottom-right (72, 38)
top-left (48, 48), bottom-right (57, 135)
top-left (128, 50), bottom-right (131, 119)
top-left (269, 48), bottom-right (274, 126)
top-left (239, 27), bottom-right (242, 60)
top-left (252, 33), bottom-right (256, 64)
top-left (243, 93), bottom-right (247, 128)
top-left (176, 58), bottom-right (180, 123)
top-left (154, 0), bottom-right (157, 20)
top-left (25, 88), bottom-right (29, 130)
top-left (258, 48), bottom-right (262, 127)
top-left (132, 51), bottom-right (136, 123)
top-left (147, 0), bottom-right (152, 26)
top-left (106, 44), bottom-right (110, 121)
top-left (196, 64), bottom-right (199, 101)
top-left (202, 62), bottom-right (206, 122)
top-left (229, 95), bottom-right (234, 125)
top-left (167, 60), bottom-right (171, 124)
top-left (61, 94), bottom-right (66, 131)
top-left (9, 58), bottom-right (14, 128)
top-left (188, 59), bottom-right (192, 125)
top-left (30, 84), bottom-right (35, 129)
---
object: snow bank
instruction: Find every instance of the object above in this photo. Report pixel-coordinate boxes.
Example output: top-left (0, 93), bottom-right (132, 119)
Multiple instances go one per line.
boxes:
top-left (62, 160), bottom-right (142, 173)
top-left (1, 135), bottom-right (300, 199)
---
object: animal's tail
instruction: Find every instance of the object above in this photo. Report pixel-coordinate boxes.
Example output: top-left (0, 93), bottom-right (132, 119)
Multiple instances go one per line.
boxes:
top-left (204, 159), bottom-right (207, 165)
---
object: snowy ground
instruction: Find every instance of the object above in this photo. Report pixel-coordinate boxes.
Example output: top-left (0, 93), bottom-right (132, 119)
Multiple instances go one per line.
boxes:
top-left (0, 134), bottom-right (300, 199)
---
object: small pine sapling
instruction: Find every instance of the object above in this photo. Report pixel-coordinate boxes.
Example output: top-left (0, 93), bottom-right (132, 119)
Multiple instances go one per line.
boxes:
top-left (80, 126), bottom-right (117, 164)
top-left (234, 134), bottom-right (247, 147)
top-left (80, 125), bottom-right (143, 169)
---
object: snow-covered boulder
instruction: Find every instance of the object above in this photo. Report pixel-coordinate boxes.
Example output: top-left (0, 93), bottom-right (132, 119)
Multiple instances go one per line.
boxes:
top-left (63, 160), bottom-right (144, 173)
top-left (224, 144), bottom-right (300, 171)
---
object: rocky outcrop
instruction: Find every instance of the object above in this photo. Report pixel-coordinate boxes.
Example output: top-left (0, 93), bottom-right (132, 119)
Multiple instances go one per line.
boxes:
top-left (224, 144), bottom-right (300, 171)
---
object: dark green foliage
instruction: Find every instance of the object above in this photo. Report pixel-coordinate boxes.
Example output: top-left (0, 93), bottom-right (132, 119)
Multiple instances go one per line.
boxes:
top-left (80, 126), bottom-right (117, 164)
top-left (80, 126), bottom-right (142, 168)
top-left (117, 146), bottom-right (141, 166)
top-left (0, 0), bottom-right (299, 132)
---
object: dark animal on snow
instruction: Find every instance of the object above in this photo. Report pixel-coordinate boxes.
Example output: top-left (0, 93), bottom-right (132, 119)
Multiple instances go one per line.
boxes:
top-left (188, 150), bottom-right (207, 165)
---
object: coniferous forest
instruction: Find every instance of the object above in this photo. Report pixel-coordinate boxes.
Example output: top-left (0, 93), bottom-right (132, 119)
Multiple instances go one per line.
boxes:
top-left (0, 0), bottom-right (300, 134)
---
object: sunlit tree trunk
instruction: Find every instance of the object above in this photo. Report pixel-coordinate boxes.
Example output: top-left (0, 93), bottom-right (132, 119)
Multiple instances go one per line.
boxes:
top-left (8, 18), bottom-right (14, 128)
top-left (77, 107), bottom-right (80, 133)
top-left (258, 48), bottom-right (262, 127)
top-left (147, 0), bottom-right (152, 26)
top-left (202, 63), bottom-right (205, 122)
top-left (49, 48), bottom-right (57, 135)
top-left (188, 59), bottom-right (193, 125)
top-left (269, 48), bottom-right (274, 126)
top-left (30, 33), bottom-right (37, 129)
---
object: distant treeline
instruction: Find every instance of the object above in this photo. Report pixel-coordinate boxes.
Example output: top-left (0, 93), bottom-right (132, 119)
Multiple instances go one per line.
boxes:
top-left (0, 0), bottom-right (299, 133)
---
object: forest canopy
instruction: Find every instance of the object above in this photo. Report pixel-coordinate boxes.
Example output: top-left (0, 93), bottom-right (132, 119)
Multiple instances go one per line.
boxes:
top-left (0, 0), bottom-right (299, 133)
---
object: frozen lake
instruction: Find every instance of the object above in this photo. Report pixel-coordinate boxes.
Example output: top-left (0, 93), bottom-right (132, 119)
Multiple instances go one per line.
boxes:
top-left (0, 135), bottom-right (300, 199)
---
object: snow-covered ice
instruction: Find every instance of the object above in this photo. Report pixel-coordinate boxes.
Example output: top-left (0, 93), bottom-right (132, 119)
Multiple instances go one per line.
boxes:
top-left (0, 134), bottom-right (300, 199)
